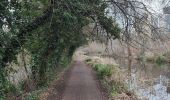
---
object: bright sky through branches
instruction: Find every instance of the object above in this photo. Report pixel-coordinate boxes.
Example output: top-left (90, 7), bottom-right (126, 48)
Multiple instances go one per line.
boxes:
top-left (141, 0), bottom-right (170, 14)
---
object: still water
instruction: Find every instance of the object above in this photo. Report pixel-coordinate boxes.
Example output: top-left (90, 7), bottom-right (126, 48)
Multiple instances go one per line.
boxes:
top-left (127, 62), bottom-right (170, 100)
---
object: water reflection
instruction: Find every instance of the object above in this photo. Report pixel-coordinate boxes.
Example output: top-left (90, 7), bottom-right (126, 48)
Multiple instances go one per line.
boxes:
top-left (129, 62), bottom-right (170, 100)
top-left (139, 83), bottom-right (170, 100)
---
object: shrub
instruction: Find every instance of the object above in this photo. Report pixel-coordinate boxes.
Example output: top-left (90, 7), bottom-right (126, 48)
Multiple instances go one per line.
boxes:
top-left (0, 80), bottom-right (19, 100)
top-left (94, 64), bottom-right (112, 79)
top-left (155, 55), bottom-right (166, 65)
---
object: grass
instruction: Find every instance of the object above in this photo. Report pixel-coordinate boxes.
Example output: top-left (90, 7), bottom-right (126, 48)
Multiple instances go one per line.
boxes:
top-left (155, 55), bottom-right (166, 65)
top-left (93, 64), bottom-right (119, 97)
top-left (145, 54), bottom-right (167, 65)
top-left (94, 64), bottom-right (112, 79)
top-left (84, 57), bottom-right (137, 99)
top-left (85, 58), bottom-right (113, 79)
top-left (25, 92), bottom-right (39, 100)
top-left (85, 57), bottom-right (129, 98)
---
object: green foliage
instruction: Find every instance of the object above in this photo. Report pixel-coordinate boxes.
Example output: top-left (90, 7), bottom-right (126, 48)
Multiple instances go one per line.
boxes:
top-left (59, 56), bottom-right (71, 67)
top-left (0, 0), bottom-right (121, 98)
top-left (94, 64), bottom-right (112, 79)
top-left (25, 93), bottom-right (39, 100)
top-left (98, 16), bottom-right (121, 39)
top-left (111, 86), bottom-right (118, 97)
top-left (88, 62), bottom-right (129, 97)
top-left (0, 78), bottom-right (18, 100)
top-left (155, 55), bottom-right (166, 65)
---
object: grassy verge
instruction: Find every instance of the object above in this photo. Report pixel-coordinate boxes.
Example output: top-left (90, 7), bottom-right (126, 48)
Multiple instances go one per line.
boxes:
top-left (85, 58), bottom-right (137, 100)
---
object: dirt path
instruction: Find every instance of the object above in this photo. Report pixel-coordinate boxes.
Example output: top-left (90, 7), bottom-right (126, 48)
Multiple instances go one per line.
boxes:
top-left (47, 61), bottom-right (106, 100)
top-left (61, 61), bottom-right (105, 100)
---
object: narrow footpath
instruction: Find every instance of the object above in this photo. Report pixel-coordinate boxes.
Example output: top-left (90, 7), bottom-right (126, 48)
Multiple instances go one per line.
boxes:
top-left (47, 61), bottom-right (106, 100)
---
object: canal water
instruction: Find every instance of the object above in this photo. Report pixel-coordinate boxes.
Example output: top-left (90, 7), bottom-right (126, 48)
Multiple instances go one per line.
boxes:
top-left (126, 62), bottom-right (170, 100)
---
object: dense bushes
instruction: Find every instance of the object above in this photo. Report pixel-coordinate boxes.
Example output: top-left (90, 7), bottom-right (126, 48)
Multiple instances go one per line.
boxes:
top-left (0, 0), bottom-right (120, 99)
top-left (0, 81), bottom-right (18, 100)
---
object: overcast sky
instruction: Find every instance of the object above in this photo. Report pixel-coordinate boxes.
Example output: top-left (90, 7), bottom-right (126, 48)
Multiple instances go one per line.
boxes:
top-left (142, 0), bottom-right (170, 14)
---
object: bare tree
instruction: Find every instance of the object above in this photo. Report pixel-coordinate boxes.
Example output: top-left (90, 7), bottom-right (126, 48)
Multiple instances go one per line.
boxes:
top-left (85, 0), bottom-right (170, 79)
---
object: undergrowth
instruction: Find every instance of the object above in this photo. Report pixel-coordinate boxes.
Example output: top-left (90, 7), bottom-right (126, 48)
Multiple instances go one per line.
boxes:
top-left (3, 56), bottom-right (71, 100)
top-left (94, 64), bottom-right (112, 79)
top-left (146, 54), bottom-right (167, 65)
top-left (85, 58), bottom-right (135, 99)
top-left (23, 57), bottom-right (71, 100)
top-left (155, 55), bottom-right (166, 65)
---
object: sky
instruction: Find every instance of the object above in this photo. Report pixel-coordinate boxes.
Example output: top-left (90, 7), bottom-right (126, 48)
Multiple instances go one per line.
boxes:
top-left (142, 0), bottom-right (170, 14)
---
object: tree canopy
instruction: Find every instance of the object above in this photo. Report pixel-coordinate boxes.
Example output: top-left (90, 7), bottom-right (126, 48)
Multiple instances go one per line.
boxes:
top-left (0, 0), bottom-right (160, 99)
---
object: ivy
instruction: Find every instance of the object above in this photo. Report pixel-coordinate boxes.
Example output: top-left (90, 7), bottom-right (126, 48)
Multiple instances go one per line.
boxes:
top-left (0, 0), bottom-right (121, 98)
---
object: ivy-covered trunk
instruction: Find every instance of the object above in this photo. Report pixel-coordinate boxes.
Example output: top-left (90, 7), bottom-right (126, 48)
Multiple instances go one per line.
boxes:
top-left (0, 68), bottom-right (6, 98)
